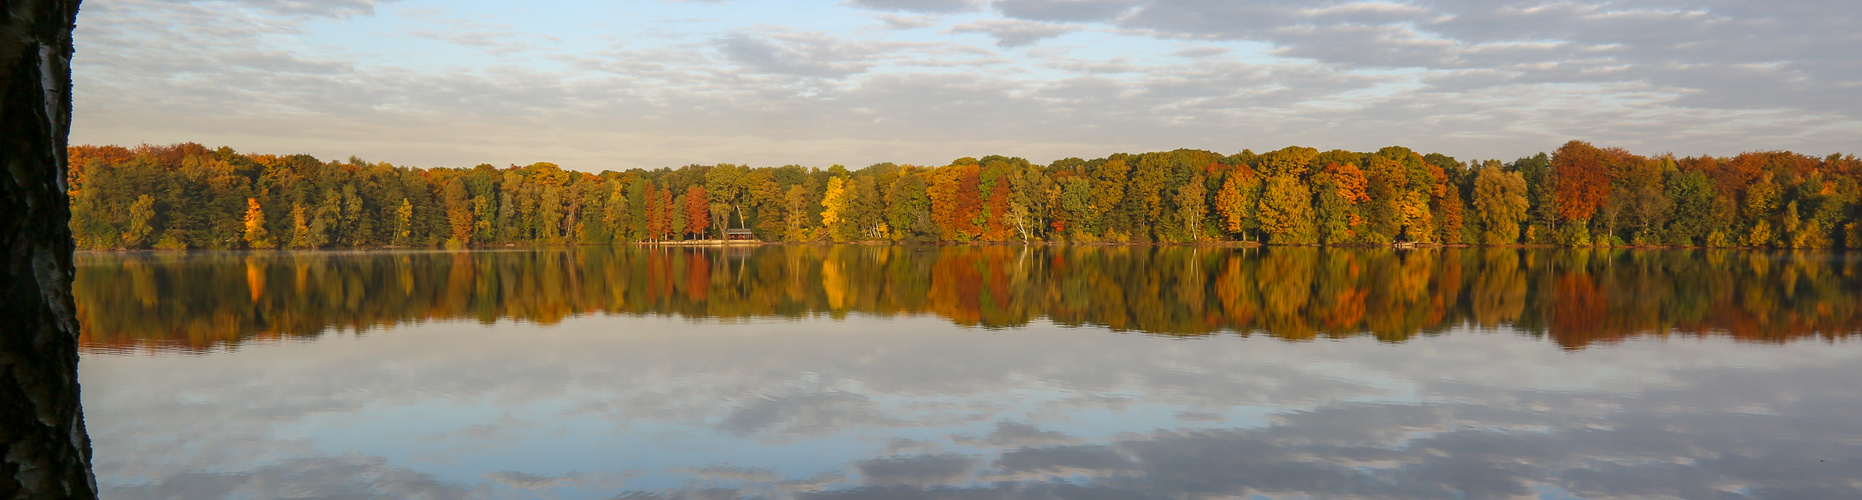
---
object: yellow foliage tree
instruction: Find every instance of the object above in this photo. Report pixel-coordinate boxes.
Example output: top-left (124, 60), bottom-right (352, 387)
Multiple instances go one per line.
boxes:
top-left (289, 203), bottom-right (313, 249)
top-left (1257, 174), bottom-right (1315, 244)
top-left (1259, 146), bottom-right (1319, 177)
top-left (1400, 191), bottom-right (1435, 243)
top-left (123, 194), bottom-right (156, 249)
top-left (394, 199), bottom-right (413, 246)
top-left (1174, 173), bottom-right (1207, 241)
top-left (1471, 167), bottom-right (1529, 244)
top-left (243, 198), bottom-right (275, 249)
top-left (784, 185), bottom-right (812, 241)
top-left (819, 177), bottom-right (849, 242)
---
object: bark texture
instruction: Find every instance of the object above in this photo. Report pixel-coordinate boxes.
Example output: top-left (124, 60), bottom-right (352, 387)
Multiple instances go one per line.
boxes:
top-left (0, 0), bottom-right (96, 498)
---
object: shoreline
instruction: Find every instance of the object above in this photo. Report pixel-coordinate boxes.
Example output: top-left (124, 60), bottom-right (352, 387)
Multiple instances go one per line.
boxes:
top-left (75, 240), bottom-right (1825, 253)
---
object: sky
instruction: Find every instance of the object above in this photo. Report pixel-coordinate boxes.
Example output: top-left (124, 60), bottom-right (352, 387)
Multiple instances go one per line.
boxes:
top-left (69, 0), bottom-right (1862, 172)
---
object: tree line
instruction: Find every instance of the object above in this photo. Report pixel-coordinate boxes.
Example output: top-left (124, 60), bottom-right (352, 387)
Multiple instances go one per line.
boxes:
top-left (65, 141), bottom-right (1862, 250)
top-left (76, 246), bottom-right (1861, 353)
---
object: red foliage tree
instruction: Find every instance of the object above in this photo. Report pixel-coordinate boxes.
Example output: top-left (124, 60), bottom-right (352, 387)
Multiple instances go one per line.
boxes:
top-left (658, 188), bottom-right (676, 240)
top-left (1552, 140), bottom-right (1611, 223)
top-left (685, 185), bottom-right (710, 239)
top-left (930, 164), bottom-right (985, 241)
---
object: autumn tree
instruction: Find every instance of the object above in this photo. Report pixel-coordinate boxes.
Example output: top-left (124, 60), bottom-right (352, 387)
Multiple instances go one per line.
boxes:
top-left (705, 164), bottom-right (749, 230)
top-left (659, 187), bottom-right (678, 241)
top-left (63, 140), bottom-right (1862, 251)
top-left (982, 179), bottom-right (1014, 242)
top-left (685, 185), bottom-right (710, 239)
top-left (847, 175), bottom-right (887, 240)
top-left (644, 183), bottom-right (664, 241)
top-left (750, 175), bottom-right (787, 240)
top-left (625, 180), bottom-right (649, 241)
top-left (929, 163), bottom-right (983, 241)
top-left (1257, 174), bottom-right (1316, 244)
top-left (1552, 140), bottom-right (1611, 230)
top-left (1424, 157), bottom-right (1467, 244)
top-left (122, 194), bottom-right (156, 248)
top-left (1511, 153), bottom-right (1556, 243)
top-left (442, 178), bottom-right (474, 247)
top-left (1214, 166), bottom-right (1261, 240)
top-left (1361, 155), bottom-right (1408, 243)
top-left (885, 171), bottom-right (933, 241)
top-left (1090, 158), bottom-right (1130, 240)
top-left (1007, 161), bottom-right (1054, 241)
top-left (1052, 175), bottom-right (1093, 239)
top-left (670, 191), bottom-right (688, 239)
top-left (1472, 166), bottom-right (1529, 245)
top-left (1258, 146), bottom-right (1319, 178)
top-left (785, 184), bottom-right (814, 241)
top-left (603, 180), bottom-right (630, 243)
top-left (242, 198), bottom-right (274, 249)
top-left (1616, 156), bottom-right (1672, 244)
top-left (1121, 153), bottom-right (1173, 239)
top-left (1174, 173), bottom-right (1207, 241)
top-left (820, 177), bottom-right (850, 242)
top-left (289, 202), bottom-right (313, 249)
top-left (1311, 163), bottom-right (1368, 244)
top-left (1743, 172), bottom-right (1780, 246)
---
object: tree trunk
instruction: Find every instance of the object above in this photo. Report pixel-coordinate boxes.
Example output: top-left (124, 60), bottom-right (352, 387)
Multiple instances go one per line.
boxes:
top-left (0, 0), bottom-right (97, 498)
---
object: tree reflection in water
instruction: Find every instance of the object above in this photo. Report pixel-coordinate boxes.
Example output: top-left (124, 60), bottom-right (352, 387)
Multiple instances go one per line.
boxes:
top-left (74, 247), bottom-right (1862, 499)
top-left (77, 246), bottom-right (1862, 353)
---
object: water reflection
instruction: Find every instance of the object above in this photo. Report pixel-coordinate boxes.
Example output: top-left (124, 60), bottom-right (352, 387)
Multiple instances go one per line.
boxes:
top-left (77, 246), bottom-right (1862, 353)
top-left (76, 248), bottom-right (1862, 499)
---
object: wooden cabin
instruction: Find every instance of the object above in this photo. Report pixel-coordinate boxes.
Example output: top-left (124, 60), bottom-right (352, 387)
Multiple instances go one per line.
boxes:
top-left (725, 228), bottom-right (759, 241)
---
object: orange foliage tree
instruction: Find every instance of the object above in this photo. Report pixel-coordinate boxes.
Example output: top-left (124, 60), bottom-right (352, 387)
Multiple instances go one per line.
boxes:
top-left (1214, 166), bottom-right (1260, 237)
top-left (982, 180), bottom-right (1014, 242)
top-left (685, 185), bottom-right (710, 239)
top-left (644, 183), bottom-right (665, 241)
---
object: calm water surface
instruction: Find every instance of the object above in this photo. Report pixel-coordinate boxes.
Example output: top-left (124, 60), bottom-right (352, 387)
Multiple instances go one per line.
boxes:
top-left (77, 246), bottom-right (1862, 499)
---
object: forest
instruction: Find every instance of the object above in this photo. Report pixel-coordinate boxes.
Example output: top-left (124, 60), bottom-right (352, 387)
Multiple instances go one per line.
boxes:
top-left (65, 141), bottom-right (1862, 249)
top-left (76, 246), bottom-right (1862, 353)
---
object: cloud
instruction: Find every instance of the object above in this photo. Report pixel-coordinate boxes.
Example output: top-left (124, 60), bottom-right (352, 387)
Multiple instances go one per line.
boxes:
top-left (1101, 0), bottom-right (1862, 118)
top-left (992, 0), bottom-right (1139, 22)
top-left (716, 391), bottom-right (897, 437)
top-left (873, 14), bottom-right (941, 30)
top-left (68, 0), bottom-right (1862, 200)
top-left (952, 420), bottom-right (1081, 448)
top-left (483, 471), bottom-right (605, 489)
top-left (844, 0), bottom-right (984, 14)
top-left (101, 455), bottom-right (469, 500)
top-left (948, 19), bottom-right (1079, 47)
top-left (84, 307), bottom-right (1862, 498)
top-left (989, 445), bottom-right (1135, 477)
top-left (402, 16), bottom-right (548, 56)
top-left (221, 0), bottom-right (395, 18)
top-left (853, 454), bottom-right (981, 487)
top-left (718, 31), bottom-right (882, 78)
top-left (674, 465), bottom-right (782, 482)
top-left (1170, 46), bottom-right (1228, 58)
top-left (823, 375), bottom-right (1862, 498)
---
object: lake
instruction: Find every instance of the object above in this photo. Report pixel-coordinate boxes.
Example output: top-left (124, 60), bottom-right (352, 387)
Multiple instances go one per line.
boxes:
top-left (76, 246), bottom-right (1862, 499)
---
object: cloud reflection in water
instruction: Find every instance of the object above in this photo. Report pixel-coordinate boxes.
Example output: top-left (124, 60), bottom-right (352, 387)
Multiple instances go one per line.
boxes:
top-left (82, 311), bottom-right (1862, 499)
